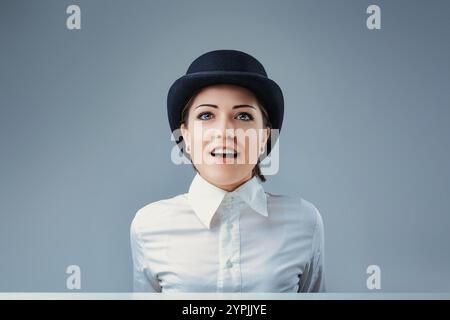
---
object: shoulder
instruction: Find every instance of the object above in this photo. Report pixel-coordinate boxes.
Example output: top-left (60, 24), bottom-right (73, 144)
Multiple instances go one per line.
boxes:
top-left (130, 193), bottom-right (188, 234)
top-left (266, 192), bottom-right (324, 232)
top-left (300, 197), bottom-right (323, 229)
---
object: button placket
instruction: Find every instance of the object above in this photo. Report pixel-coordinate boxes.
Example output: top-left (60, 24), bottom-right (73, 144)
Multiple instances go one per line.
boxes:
top-left (216, 197), bottom-right (242, 292)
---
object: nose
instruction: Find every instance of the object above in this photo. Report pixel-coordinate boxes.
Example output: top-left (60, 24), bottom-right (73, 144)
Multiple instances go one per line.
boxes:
top-left (214, 115), bottom-right (235, 137)
top-left (214, 114), bottom-right (236, 145)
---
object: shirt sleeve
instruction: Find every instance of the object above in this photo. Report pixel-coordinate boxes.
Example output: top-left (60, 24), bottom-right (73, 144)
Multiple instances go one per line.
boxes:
top-left (298, 205), bottom-right (326, 292)
top-left (130, 219), bottom-right (162, 292)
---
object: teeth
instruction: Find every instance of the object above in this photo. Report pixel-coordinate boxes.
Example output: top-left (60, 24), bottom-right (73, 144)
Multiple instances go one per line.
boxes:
top-left (214, 148), bottom-right (235, 154)
top-left (211, 147), bottom-right (238, 158)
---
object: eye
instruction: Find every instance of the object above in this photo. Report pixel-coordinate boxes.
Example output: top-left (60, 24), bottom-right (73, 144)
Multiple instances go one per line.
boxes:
top-left (235, 112), bottom-right (254, 121)
top-left (197, 111), bottom-right (213, 120)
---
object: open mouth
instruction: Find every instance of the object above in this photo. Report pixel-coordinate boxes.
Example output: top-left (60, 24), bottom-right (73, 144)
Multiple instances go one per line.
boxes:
top-left (210, 147), bottom-right (239, 159)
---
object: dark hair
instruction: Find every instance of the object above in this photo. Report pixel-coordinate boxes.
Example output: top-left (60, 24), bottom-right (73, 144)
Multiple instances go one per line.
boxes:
top-left (179, 87), bottom-right (272, 182)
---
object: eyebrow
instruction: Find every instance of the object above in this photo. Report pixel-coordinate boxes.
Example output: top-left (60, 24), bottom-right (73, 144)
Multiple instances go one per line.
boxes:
top-left (194, 104), bottom-right (256, 110)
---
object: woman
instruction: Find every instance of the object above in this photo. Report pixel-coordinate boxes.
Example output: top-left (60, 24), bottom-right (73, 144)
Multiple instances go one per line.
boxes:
top-left (130, 49), bottom-right (325, 292)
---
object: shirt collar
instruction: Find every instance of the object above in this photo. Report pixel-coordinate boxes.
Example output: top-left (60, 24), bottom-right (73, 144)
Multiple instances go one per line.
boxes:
top-left (187, 172), bottom-right (269, 229)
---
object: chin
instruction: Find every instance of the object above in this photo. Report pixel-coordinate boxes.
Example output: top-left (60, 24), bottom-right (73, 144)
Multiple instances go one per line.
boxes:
top-left (201, 166), bottom-right (250, 186)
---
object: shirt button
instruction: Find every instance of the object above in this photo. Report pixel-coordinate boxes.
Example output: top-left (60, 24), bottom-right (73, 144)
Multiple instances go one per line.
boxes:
top-left (226, 259), bottom-right (233, 268)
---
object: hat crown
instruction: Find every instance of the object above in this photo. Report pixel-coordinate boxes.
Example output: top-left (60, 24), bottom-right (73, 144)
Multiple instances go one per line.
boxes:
top-left (186, 49), bottom-right (268, 77)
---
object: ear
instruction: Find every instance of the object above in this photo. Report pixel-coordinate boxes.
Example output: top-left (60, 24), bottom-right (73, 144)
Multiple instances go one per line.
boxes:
top-left (260, 127), bottom-right (271, 154)
top-left (264, 127), bottom-right (271, 145)
top-left (180, 123), bottom-right (190, 155)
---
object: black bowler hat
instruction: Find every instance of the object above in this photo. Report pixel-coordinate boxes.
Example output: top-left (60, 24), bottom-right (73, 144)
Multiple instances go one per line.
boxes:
top-left (167, 49), bottom-right (284, 156)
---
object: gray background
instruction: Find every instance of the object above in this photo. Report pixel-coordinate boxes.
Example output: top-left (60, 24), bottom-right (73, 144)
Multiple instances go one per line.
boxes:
top-left (1, 0), bottom-right (449, 292)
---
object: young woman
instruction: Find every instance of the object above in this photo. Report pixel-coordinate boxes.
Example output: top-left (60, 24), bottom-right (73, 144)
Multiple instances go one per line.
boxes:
top-left (130, 49), bottom-right (325, 292)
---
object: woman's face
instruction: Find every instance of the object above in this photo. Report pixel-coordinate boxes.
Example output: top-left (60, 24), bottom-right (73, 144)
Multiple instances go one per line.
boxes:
top-left (180, 84), bottom-right (270, 191)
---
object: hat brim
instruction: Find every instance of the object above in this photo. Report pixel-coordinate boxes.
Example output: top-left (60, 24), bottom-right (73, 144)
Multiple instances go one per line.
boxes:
top-left (167, 71), bottom-right (284, 157)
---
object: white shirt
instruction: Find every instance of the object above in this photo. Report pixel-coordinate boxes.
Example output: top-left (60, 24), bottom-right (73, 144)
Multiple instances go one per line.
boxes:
top-left (130, 173), bottom-right (325, 292)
